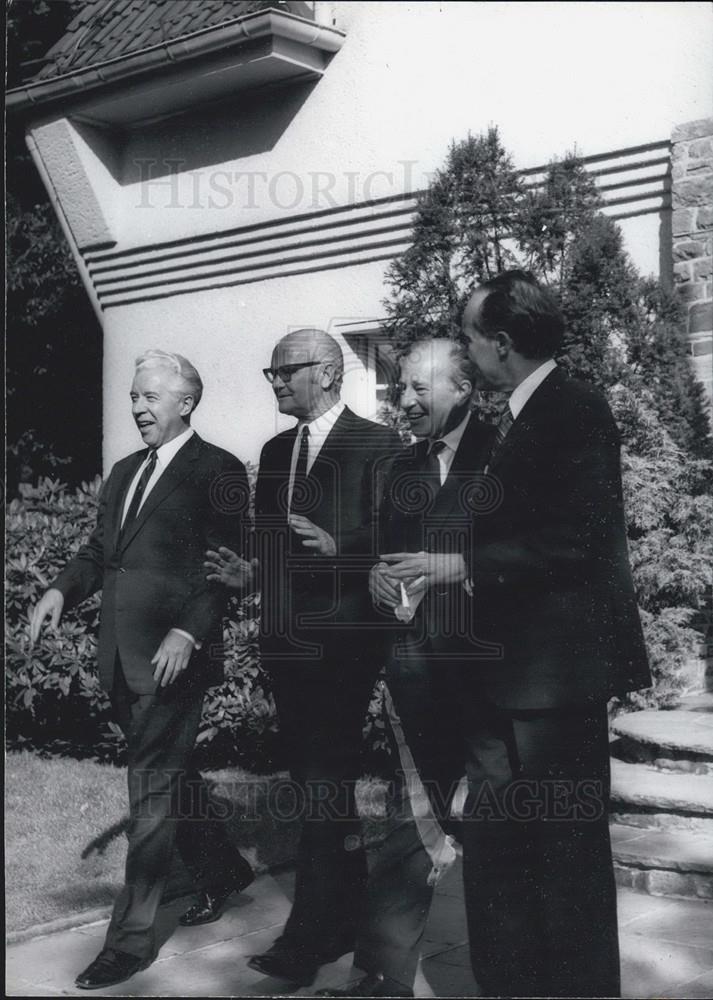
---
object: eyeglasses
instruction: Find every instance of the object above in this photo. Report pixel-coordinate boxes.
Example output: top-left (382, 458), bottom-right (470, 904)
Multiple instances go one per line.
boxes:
top-left (262, 361), bottom-right (324, 384)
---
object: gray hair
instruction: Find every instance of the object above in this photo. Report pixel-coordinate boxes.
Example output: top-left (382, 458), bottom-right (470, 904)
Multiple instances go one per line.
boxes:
top-left (402, 337), bottom-right (478, 390)
top-left (135, 349), bottom-right (203, 411)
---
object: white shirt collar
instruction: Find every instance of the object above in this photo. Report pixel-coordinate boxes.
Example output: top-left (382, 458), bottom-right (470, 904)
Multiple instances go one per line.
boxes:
top-left (508, 359), bottom-right (557, 420)
top-left (122, 426), bottom-right (194, 527)
top-left (434, 408), bottom-right (472, 455)
top-left (298, 399), bottom-right (345, 442)
top-left (153, 425), bottom-right (194, 466)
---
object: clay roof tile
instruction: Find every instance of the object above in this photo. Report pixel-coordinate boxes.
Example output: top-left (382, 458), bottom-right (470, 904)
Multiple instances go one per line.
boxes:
top-left (33, 0), bottom-right (307, 81)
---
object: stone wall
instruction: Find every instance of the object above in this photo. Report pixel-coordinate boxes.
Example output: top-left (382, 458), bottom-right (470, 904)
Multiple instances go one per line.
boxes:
top-left (671, 117), bottom-right (713, 411)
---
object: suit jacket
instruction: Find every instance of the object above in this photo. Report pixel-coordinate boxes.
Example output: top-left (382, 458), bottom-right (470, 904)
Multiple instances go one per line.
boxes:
top-left (254, 406), bottom-right (402, 664)
top-left (52, 433), bottom-right (248, 694)
top-left (469, 367), bottom-right (651, 709)
top-left (378, 413), bottom-right (494, 660)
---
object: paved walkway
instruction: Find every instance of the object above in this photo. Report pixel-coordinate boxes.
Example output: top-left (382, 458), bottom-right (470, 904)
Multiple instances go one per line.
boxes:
top-left (7, 861), bottom-right (713, 997)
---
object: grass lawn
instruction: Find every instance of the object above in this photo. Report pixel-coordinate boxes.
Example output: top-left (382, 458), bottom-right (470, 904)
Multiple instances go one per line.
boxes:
top-left (6, 752), bottom-right (128, 933)
top-left (6, 751), bottom-right (388, 936)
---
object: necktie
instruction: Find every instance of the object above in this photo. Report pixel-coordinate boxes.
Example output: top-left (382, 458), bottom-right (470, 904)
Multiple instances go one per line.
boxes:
top-left (427, 438), bottom-right (447, 474)
top-left (121, 449), bottom-right (157, 535)
top-left (291, 425), bottom-right (310, 514)
top-left (489, 404), bottom-right (514, 464)
top-left (426, 439), bottom-right (447, 488)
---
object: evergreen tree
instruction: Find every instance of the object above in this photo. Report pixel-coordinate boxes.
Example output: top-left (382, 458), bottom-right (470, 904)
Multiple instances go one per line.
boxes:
top-left (381, 128), bottom-right (713, 708)
top-left (382, 129), bottom-right (524, 351)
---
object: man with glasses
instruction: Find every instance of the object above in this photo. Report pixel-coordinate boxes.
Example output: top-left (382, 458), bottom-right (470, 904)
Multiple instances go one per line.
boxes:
top-left (204, 329), bottom-right (401, 987)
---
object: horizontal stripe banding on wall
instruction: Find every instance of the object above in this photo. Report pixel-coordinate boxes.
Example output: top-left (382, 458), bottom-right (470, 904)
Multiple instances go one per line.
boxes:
top-left (88, 139), bottom-right (671, 309)
top-left (90, 216), bottom-right (419, 288)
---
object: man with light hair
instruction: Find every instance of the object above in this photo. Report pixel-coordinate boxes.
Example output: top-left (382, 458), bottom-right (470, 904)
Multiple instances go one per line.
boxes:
top-left (30, 349), bottom-right (253, 991)
top-left (135, 347), bottom-right (204, 408)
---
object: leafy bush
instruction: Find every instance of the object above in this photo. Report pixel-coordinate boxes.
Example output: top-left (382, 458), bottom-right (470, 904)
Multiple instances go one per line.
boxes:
top-left (196, 593), bottom-right (280, 772)
top-left (6, 475), bottom-right (279, 767)
top-left (6, 477), bottom-right (108, 745)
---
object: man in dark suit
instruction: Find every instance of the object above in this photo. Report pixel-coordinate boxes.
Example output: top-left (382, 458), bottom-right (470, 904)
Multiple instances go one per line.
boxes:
top-left (29, 350), bottom-right (253, 991)
top-left (445, 269), bottom-right (650, 997)
top-left (207, 328), bottom-right (401, 986)
top-left (318, 336), bottom-right (494, 998)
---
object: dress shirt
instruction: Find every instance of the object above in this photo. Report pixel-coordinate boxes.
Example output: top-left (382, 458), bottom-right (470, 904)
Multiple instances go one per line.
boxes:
top-left (121, 426), bottom-right (195, 526)
top-left (508, 358), bottom-right (558, 419)
top-left (121, 425), bottom-right (197, 647)
top-left (429, 409), bottom-right (472, 486)
top-left (288, 400), bottom-right (345, 511)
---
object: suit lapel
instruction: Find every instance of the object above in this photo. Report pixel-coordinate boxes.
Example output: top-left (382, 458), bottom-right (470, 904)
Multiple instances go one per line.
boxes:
top-left (276, 429), bottom-right (297, 482)
top-left (118, 433), bottom-right (202, 553)
top-left (256, 430), bottom-right (295, 522)
top-left (308, 406), bottom-right (355, 472)
top-left (430, 415), bottom-right (494, 524)
top-left (111, 452), bottom-right (147, 552)
top-left (306, 408), bottom-right (362, 503)
top-left (487, 368), bottom-right (563, 476)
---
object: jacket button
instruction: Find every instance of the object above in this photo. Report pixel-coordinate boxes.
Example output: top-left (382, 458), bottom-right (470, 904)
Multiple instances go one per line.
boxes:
top-left (497, 574), bottom-right (505, 584)
top-left (119, 568), bottom-right (127, 574)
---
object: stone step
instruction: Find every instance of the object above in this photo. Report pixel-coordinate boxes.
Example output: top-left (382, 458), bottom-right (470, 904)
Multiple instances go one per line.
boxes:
top-left (611, 822), bottom-right (713, 900)
top-left (613, 811), bottom-right (713, 837)
top-left (612, 739), bottom-right (713, 775)
top-left (611, 709), bottom-right (713, 763)
top-left (679, 691), bottom-right (713, 712)
top-left (610, 759), bottom-right (713, 816)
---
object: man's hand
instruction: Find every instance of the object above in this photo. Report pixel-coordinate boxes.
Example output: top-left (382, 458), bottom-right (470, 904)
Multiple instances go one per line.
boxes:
top-left (151, 629), bottom-right (194, 687)
top-left (29, 589), bottom-right (64, 646)
top-left (369, 562), bottom-right (402, 610)
top-left (205, 547), bottom-right (255, 590)
top-left (289, 515), bottom-right (337, 556)
top-left (379, 551), bottom-right (467, 587)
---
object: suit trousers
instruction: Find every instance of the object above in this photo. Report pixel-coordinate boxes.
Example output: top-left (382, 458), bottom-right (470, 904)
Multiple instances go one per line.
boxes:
top-left (461, 700), bottom-right (620, 998)
top-left (104, 659), bottom-right (241, 960)
top-left (353, 644), bottom-right (464, 990)
top-left (269, 657), bottom-right (379, 957)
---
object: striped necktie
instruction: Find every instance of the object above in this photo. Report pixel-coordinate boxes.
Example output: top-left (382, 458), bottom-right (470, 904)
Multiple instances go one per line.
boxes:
top-left (488, 404), bottom-right (514, 466)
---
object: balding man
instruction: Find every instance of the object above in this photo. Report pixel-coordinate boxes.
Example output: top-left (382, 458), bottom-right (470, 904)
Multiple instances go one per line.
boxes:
top-left (206, 330), bottom-right (401, 986)
top-left (30, 350), bottom-right (253, 991)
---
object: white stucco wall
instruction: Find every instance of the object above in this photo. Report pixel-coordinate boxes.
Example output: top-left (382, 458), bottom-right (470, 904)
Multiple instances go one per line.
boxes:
top-left (102, 259), bottom-right (392, 468)
top-left (25, 1), bottom-right (713, 470)
top-left (87, 1), bottom-right (712, 245)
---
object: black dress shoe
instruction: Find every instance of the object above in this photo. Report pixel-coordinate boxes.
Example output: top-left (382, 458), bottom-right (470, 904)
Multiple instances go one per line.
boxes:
top-left (179, 862), bottom-right (255, 927)
top-left (75, 948), bottom-right (149, 990)
top-left (316, 972), bottom-right (414, 997)
top-left (247, 944), bottom-right (319, 987)
top-left (248, 931), bottom-right (354, 987)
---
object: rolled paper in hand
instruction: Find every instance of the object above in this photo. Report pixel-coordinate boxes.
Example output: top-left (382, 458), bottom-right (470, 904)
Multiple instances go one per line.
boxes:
top-left (394, 575), bottom-right (427, 622)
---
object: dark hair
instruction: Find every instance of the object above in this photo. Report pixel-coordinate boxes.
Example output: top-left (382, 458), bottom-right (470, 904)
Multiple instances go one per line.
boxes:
top-left (477, 270), bottom-right (564, 359)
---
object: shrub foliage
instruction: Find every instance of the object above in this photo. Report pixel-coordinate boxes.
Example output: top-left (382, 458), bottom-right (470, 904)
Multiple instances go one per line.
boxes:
top-left (6, 477), bottom-right (278, 767)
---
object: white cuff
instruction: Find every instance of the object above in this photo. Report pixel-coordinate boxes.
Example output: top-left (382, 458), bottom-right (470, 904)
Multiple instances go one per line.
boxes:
top-left (170, 627), bottom-right (202, 650)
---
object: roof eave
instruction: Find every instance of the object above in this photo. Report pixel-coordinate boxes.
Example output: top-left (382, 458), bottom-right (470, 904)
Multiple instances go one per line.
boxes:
top-left (6, 7), bottom-right (345, 119)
